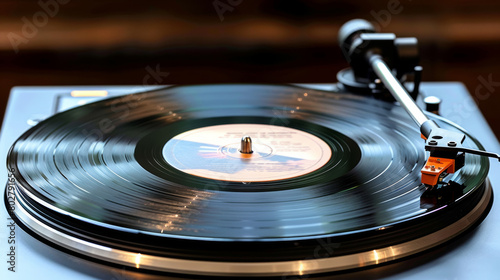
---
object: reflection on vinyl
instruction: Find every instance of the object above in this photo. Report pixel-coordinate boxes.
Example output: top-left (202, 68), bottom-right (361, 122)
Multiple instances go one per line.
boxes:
top-left (6, 84), bottom-right (491, 276)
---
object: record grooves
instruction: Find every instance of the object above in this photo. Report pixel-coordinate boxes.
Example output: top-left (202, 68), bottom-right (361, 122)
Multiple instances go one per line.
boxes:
top-left (6, 84), bottom-right (492, 275)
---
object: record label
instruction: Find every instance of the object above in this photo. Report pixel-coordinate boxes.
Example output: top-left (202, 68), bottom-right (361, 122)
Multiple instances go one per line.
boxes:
top-left (162, 124), bottom-right (332, 182)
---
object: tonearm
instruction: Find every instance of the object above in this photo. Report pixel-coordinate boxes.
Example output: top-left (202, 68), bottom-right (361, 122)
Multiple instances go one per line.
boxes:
top-left (337, 19), bottom-right (500, 187)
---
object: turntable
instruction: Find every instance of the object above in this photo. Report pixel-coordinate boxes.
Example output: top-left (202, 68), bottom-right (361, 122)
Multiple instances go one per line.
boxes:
top-left (2, 20), bottom-right (500, 279)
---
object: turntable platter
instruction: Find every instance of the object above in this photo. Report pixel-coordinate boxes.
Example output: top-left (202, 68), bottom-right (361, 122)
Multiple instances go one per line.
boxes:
top-left (6, 84), bottom-right (492, 276)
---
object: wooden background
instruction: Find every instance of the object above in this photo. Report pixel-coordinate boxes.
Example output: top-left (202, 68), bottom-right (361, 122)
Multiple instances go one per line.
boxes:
top-left (0, 0), bottom-right (499, 139)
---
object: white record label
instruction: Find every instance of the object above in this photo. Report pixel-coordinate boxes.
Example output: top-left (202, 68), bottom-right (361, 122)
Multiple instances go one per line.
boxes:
top-left (163, 124), bottom-right (332, 182)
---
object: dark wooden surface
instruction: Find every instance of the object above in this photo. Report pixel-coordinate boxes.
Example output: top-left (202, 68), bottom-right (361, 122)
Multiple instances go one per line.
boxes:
top-left (0, 0), bottom-right (499, 139)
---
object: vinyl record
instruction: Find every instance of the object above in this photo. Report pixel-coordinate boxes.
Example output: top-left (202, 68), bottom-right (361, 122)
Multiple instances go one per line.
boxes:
top-left (6, 84), bottom-right (491, 276)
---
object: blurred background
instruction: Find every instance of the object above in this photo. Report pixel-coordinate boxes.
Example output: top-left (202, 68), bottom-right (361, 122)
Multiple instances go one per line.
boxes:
top-left (0, 0), bottom-right (499, 138)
